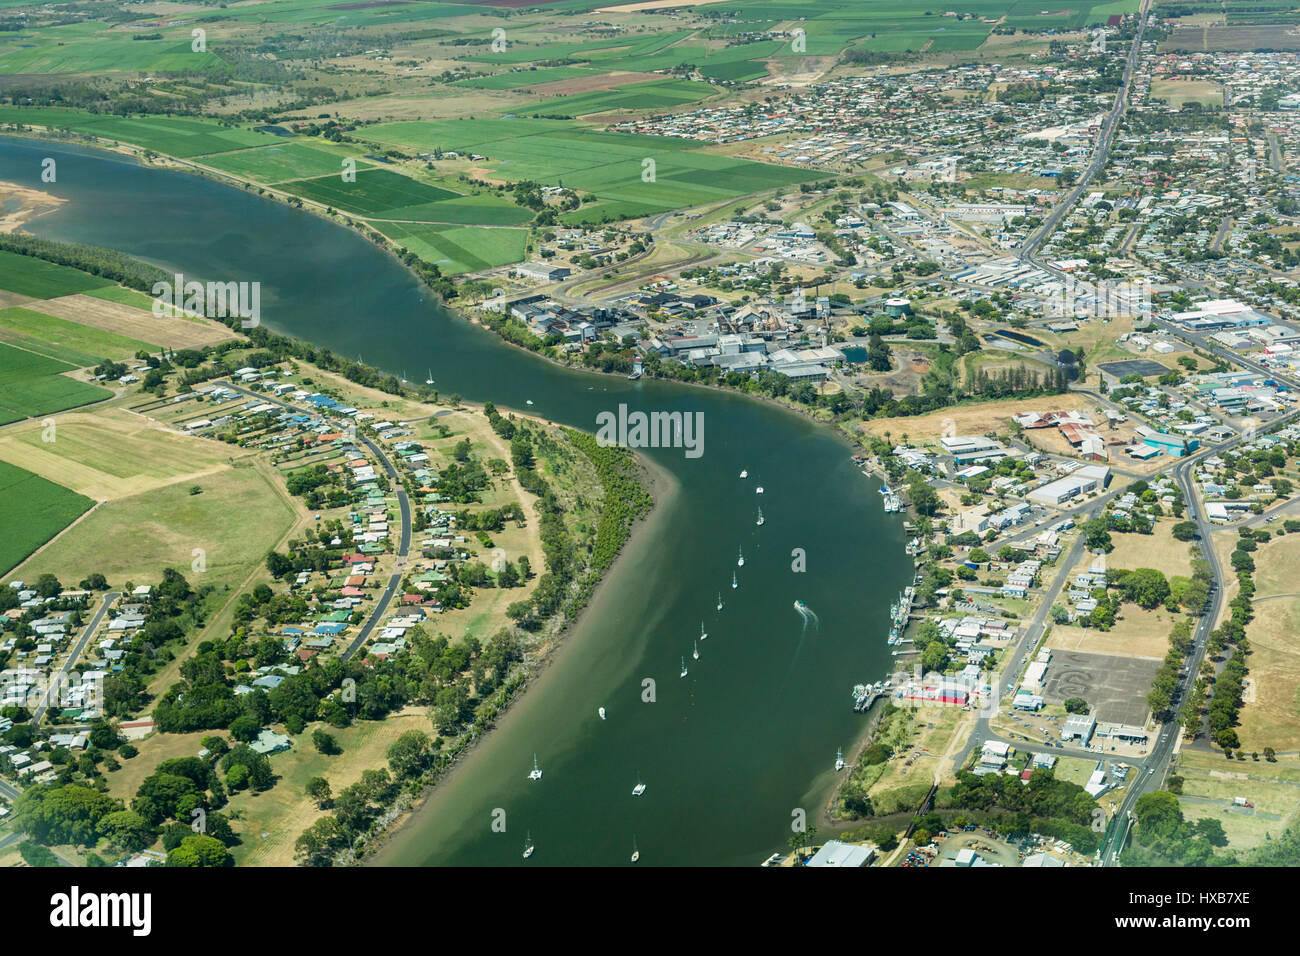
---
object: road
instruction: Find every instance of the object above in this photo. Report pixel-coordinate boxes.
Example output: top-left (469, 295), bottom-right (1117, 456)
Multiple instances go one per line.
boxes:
top-left (212, 381), bottom-right (412, 662)
top-left (31, 591), bottom-right (120, 724)
top-left (1018, 0), bottom-right (1151, 265)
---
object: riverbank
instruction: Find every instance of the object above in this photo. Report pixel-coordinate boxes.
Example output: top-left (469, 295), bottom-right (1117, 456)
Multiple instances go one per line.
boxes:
top-left (0, 179), bottom-right (64, 233)
top-left (365, 447), bottom-right (678, 865)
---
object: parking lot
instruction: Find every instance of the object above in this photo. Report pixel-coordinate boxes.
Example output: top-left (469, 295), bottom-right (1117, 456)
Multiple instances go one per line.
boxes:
top-left (1042, 649), bottom-right (1159, 725)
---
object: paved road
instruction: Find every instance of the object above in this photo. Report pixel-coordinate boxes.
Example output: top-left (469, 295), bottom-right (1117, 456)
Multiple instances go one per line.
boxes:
top-left (32, 591), bottom-right (120, 724)
top-left (212, 381), bottom-right (413, 662)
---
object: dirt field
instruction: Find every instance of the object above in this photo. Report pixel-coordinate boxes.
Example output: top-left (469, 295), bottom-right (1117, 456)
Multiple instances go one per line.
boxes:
top-left (859, 396), bottom-right (1035, 444)
top-left (1107, 523), bottom-right (1195, 580)
top-left (36, 294), bottom-right (238, 349)
top-left (1164, 25), bottom-right (1300, 52)
top-left (1046, 617), bottom-right (1170, 660)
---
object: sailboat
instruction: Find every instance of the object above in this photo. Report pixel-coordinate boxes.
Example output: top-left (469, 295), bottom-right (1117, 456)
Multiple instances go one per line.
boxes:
top-left (424, 368), bottom-right (434, 385)
top-left (737, 547), bottom-right (744, 568)
top-left (523, 831), bottom-right (535, 859)
top-left (632, 772), bottom-right (646, 796)
top-left (739, 469), bottom-right (748, 479)
top-left (756, 506), bottom-right (764, 527)
top-left (693, 639), bottom-right (699, 661)
top-left (699, 620), bottom-right (708, 641)
top-left (680, 656), bottom-right (688, 678)
top-left (731, 572), bottom-right (738, 590)
top-left (835, 748), bottom-right (845, 772)
top-left (631, 836), bottom-right (640, 864)
top-left (717, 593), bottom-right (723, 612)
top-left (528, 753), bottom-right (543, 781)
top-left (598, 706), bottom-right (606, 720)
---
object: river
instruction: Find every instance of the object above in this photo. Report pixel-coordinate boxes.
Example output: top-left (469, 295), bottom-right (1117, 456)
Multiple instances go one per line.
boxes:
top-left (2, 137), bottom-right (912, 865)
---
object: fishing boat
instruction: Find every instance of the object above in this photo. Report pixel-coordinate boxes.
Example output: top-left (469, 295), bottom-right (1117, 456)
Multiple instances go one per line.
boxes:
top-left (680, 657), bottom-right (688, 679)
top-left (794, 600), bottom-right (807, 612)
top-left (598, 707), bottom-right (606, 720)
top-left (693, 639), bottom-right (699, 661)
top-left (756, 506), bottom-right (764, 527)
top-left (699, 621), bottom-right (708, 641)
top-left (737, 547), bottom-right (744, 568)
top-left (523, 831), bottom-right (535, 859)
top-left (731, 572), bottom-right (738, 590)
top-left (835, 748), bottom-right (845, 772)
top-left (525, 399), bottom-right (534, 405)
top-left (632, 772), bottom-right (646, 797)
top-left (528, 753), bottom-right (543, 781)
top-left (631, 837), bottom-right (640, 864)
top-left (717, 593), bottom-right (723, 611)
top-left (739, 469), bottom-right (748, 479)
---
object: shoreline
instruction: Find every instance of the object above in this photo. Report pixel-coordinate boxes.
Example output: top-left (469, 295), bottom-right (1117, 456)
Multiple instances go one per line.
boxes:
top-left (0, 178), bottom-right (66, 234)
top-left (364, 448), bottom-right (679, 865)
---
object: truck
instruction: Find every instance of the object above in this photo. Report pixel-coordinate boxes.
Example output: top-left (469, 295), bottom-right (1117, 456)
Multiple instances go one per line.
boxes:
top-left (1233, 797), bottom-right (1254, 808)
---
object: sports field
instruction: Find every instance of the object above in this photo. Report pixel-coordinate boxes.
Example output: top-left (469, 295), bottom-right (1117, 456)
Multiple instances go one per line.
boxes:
top-left (0, 459), bottom-right (93, 576)
top-left (0, 343), bottom-right (112, 422)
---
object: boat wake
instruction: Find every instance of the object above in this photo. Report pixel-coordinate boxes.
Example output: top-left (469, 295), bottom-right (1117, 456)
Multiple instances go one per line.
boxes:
top-left (794, 601), bottom-right (820, 632)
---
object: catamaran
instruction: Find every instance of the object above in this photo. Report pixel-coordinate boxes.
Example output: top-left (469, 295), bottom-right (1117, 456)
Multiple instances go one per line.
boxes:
top-left (756, 506), bottom-right (764, 527)
top-left (731, 572), bottom-right (738, 589)
top-left (737, 547), bottom-right (744, 568)
top-left (680, 656), bottom-right (688, 678)
top-left (693, 639), bottom-right (699, 661)
top-left (528, 753), bottom-right (543, 781)
top-left (523, 831), bottom-right (535, 859)
top-left (835, 748), bottom-right (845, 772)
top-left (633, 772), bottom-right (646, 797)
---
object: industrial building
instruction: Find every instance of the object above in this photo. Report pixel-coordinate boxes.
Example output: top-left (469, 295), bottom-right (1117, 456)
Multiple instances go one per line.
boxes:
top-left (1026, 464), bottom-right (1111, 505)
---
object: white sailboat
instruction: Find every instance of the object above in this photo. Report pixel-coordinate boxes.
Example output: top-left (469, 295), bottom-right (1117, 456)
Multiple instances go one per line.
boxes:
top-left (632, 772), bottom-right (646, 797)
top-left (739, 469), bottom-right (748, 479)
top-left (680, 656), bottom-right (688, 679)
top-left (425, 368), bottom-right (434, 385)
top-left (737, 547), bottom-right (744, 568)
top-left (699, 620), bottom-right (708, 641)
top-left (717, 592), bottom-right (723, 611)
top-left (631, 836), bottom-right (640, 864)
top-left (523, 831), bottom-right (535, 859)
top-left (598, 706), bottom-right (606, 720)
top-left (731, 572), bottom-right (738, 589)
top-left (693, 639), bottom-right (699, 661)
top-left (528, 753), bottom-right (543, 781)
top-left (835, 748), bottom-right (845, 772)
top-left (756, 506), bottom-right (764, 527)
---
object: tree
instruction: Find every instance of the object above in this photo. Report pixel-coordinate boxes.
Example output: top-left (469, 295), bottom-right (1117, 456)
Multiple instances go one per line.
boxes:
top-left (96, 810), bottom-right (152, 852)
top-left (1171, 521), bottom-right (1199, 542)
top-left (166, 834), bottom-right (233, 867)
top-left (920, 640), bottom-right (949, 674)
top-left (305, 777), bottom-right (333, 809)
top-left (229, 715), bottom-right (259, 742)
top-left (1063, 697), bottom-right (1089, 714)
top-left (313, 730), bottom-right (340, 755)
top-left (387, 730), bottom-right (434, 779)
top-left (1134, 791), bottom-right (1183, 844)
top-left (1119, 567), bottom-right (1171, 609)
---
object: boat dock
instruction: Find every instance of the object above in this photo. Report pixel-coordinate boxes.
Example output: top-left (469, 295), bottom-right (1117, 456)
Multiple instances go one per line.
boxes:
top-left (851, 681), bottom-right (890, 713)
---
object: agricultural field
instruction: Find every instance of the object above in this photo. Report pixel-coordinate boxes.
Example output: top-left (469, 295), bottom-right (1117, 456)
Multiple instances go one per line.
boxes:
top-left (373, 222), bottom-right (528, 275)
top-left (512, 77), bottom-right (717, 118)
top-left (0, 306), bottom-right (155, 366)
top-left (0, 107), bottom-right (279, 157)
top-left (0, 249), bottom-right (110, 299)
top-left (30, 295), bottom-right (239, 351)
top-left (0, 343), bottom-right (111, 422)
top-left (453, 66), bottom-right (603, 90)
top-left (274, 167), bottom-right (459, 218)
top-left (0, 459), bottom-right (93, 576)
top-left (199, 143), bottom-right (373, 184)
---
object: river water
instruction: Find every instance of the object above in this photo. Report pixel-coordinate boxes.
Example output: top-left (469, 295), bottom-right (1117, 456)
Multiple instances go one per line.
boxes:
top-left (2, 137), bottom-right (912, 865)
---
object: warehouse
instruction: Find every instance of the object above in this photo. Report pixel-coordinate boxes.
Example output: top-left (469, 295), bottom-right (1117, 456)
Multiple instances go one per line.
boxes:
top-left (1026, 464), bottom-right (1110, 505)
top-left (1061, 713), bottom-right (1097, 744)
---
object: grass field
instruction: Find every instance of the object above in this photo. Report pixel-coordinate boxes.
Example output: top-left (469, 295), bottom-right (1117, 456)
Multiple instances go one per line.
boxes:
top-left (199, 143), bottom-right (372, 184)
top-left (0, 307), bottom-right (155, 366)
top-left (0, 250), bottom-right (110, 299)
top-left (274, 167), bottom-right (458, 218)
top-left (514, 77), bottom-right (716, 117)
top-left (14, 458), bottom-right (300, 591)
top-left (374, 222), bottom-right (528, 274)
top-left (0, 459), bottom-right (93, 576)
top-left (0, 107), bottom-right (279, 158)
top-left (0, 343), bottom-right (111, 421)
top-left (1173, 750), bottom-right (1300, 853)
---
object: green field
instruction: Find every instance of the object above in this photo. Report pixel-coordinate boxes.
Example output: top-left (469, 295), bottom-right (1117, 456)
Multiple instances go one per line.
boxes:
top-left (0, 107), bottom-right (279, 158)
top-left (0, 459), bottom-right (94, 576)
top-left (199, 142), bottom-right (372, 184)
top-left (0, 307), bottom-right (156, 365)
top-left (453, 66), bottom-right (601, 90)
top-left (83, 286), bottom-right (158, 311)
top-left (373, 222), bottom-right (528, 275)
top-left (274, 167), bottom-right (460, 218)
top-left (0, 250), bottom-right (110, 299)
top-left (362, 118), bottom-right (822, 222)
top-left (0, 343), bottom-right (113, 421)
top-left (514, 78), bottom-right (717, 117)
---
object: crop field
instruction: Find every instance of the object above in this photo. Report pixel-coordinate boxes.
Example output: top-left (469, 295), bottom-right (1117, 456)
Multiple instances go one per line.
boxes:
top-left (373, 221), bottom-right (528, 274)
top-left (363, 118), bottom-right (821, 221)
top-left (199, 143), bottom-right (372, 183)
top-left (514, 77), bottom-right (716, 117)
top-left (0, 29), bottom-right (223, 75)
top-left (0, 250), bottom-right (110, 299)
top-left (0, 307), bottom-right (155, 366)
top-left (0, 343), bottom-right (112, 421)
top-left (454, 66), bottom-right (602, 90)
top-left (32, 294), bottom-right (238, 350)
top-left (0, 108), bottom-right (279, 158)
top-left (0, 460), bottom-right (93, 576)
top-left (274, 167), bottom-right (462, 218)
